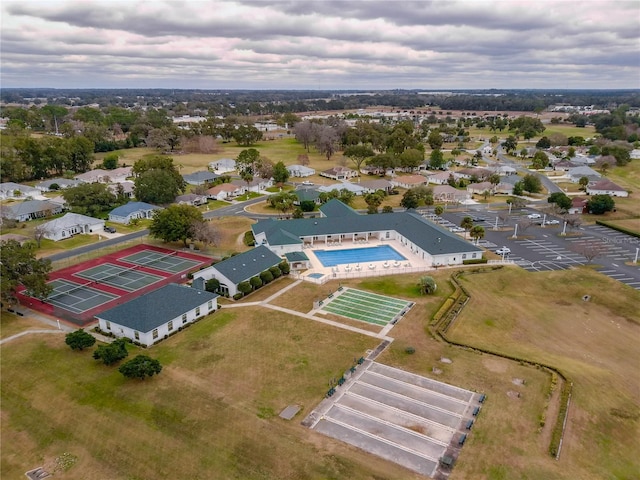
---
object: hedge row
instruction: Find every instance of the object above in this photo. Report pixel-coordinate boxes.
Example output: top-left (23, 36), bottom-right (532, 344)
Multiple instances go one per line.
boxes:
top-left (594, 220), bottom-right (640, 239)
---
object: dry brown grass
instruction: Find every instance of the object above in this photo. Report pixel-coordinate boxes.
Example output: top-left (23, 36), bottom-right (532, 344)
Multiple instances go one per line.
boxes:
top-left (0, 312), bottom-right (46, 339)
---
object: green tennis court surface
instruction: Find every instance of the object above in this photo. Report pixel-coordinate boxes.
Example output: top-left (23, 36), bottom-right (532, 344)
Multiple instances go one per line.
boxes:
top-left (46, 279), bottom-right (118, 314)
top-left (320, 288), bottom-right (413, 326)
top-left (120, 250), bottom-right (201, 273)
top-left (74, 263), bottom-right (164, 292)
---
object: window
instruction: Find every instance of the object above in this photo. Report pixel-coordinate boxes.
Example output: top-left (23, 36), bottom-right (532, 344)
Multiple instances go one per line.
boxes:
top-left (168, 320), bottom-right (174, 331)
top-left (182, 313), bottom-right (187, 324)
top-left (208, 300), bottom-right (213, 310)
top-left (195, 307), bottom-right (201, 316)
top-left (152, 329), bottom-right (158, 339)
top-left (106, 321), bottom-right (111, 330)
top-left (472, 253), bottom-right (477, 258)
top-left (134, 331), bottom-right (139, 340)
top-left (462, 254), bottom-right (467, 259)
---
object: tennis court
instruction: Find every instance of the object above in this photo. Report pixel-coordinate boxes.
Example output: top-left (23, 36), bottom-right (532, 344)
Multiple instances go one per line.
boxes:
top-left (75, 263), bottom-right (164, 292)
top-left (46, 278), bottom-right (118, 314)
top-left (120, 250), bottom-right (202, 273)
top-left (320, 288), bottom-right (413, 326)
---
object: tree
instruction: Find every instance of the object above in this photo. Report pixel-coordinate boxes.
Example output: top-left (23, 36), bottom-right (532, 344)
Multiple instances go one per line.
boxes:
top-left (429, 149), bottom-right (445, 169)
top-left (469, 225), bottom-right (485, 244)
top-left (578, 176), bottom-right (590, 191)
top-left (249, 276), bottom-right (263, 290)
top-left (315, 125), bottom-right (339, 160)
top-left (0, 240), bottom-right (52, 306)
top-left (205, 278), bottom-right (220, 293)
top-left (149, 204), bottom-right (204, 247)
top-left (522, 174), bottom-right (543, 193)
top-left (63, 182), bottom-right (118, 216)
top-left (344, 145), bottom-right (374, 172)
top-left (501, 136), bottom-right (518, 154)
top-left (294, 120), bottom-right (317, 152)
top-left (237, 281), bottom-right (253, 295)
top-left (65, 329), bottom-right (96, 351)
top-left (272, 161), bottom-right (289, 184)
top-left (512, 180), bottom-right (524, 196)
top-left (427, 130), bottom-right (443, 150)
top-left (268, 191), bottom-right (297, 217)
top-left (434, 205), bottom-right (444, 216)
top-left (190, 220), bottom-right (220, 246)
top-left (536, 136), bottom-right (551, 149)
top-left (460, 216), bottom-right (474, 236)
top-left (33, 223), bottom-right (51, 248)
top-left (488, 173), bottom-right (501, 186)
top-left (548, 192), bottom-right (572, 212)
top-left (135, 169), bottom-right (184, 204)
top-left (398, 148), bottom-right (424, 171)
top-left (260, 270), bottom-right (274, 284)
top-left (570, 240), bottom-right (608, 263)
top-left (531, 151), bottom-right (549, 170)
top-left (119, 355), bottom-right (162, 380)
top-left (93, 339), bottom-right (129, 365)
top-left (400, 189), bottom-right (420, 209)
top-left (418, 276), bottom-right (437, 295)
top-left (364, 191), bottom-right (384, 214)
top-left (232, 124), bottom-right (262, 146)
top-left (587, 194), bottom-right (615, 214)
top-left (102, 153), bottom-right (119, 170)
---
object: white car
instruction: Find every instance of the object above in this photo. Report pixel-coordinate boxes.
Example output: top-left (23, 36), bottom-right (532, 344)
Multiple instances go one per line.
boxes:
top-left (527, 213), bottom-right (542, 219)
top-left (301, 180), bottom-right (314, 186)
top-left (449, 227), bottom-right (465, 233)
top-left (545, 219), bottom-right (560, 225)
top-left (496, 247), bottom-right (511, 255)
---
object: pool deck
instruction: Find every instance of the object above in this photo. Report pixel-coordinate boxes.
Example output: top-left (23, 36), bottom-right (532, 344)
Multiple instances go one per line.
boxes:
top-left (299, 239), bottom-right (433, 282)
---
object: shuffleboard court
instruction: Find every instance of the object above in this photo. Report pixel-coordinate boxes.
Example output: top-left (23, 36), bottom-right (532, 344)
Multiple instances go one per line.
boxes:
top-left (120, 250), bottom-right (201, 273)
top-left (75, 263), bottom-right (164, 292)
top-left (46, 279), bottom-right (118, 314)
top-left (319, 288), bottom-right (413, 326)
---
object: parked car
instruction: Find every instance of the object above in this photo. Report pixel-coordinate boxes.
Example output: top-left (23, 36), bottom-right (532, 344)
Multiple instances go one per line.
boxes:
top-left (301, 180), bottom-right (314, 186)
top-left (449, 227), bottom-right (465, 233)
top-left (527, 213), bottom-right (541, 219)
top-left (545, 219), bottom-right (560, 225)
top-left (471, 216), bottom-right (486, 222)
top-left (496, 247), bottom-right (511, 255)
top-left (104, 226), bottom-right (116, 233)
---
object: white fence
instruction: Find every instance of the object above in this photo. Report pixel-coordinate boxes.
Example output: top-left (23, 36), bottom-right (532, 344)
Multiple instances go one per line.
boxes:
top-left (294, 265), bottom-right (432, 284)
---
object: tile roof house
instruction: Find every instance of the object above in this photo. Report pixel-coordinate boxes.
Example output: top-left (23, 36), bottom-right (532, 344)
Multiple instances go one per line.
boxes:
top-left (96, 284), bottom-right (219, 347)
top-left (192, 245), bottom-right (283, 297)
top-left (1, 200), bottom-right (63, 222)
top-left (252, 199), bottom-right (483, 267)
top-left (390, 174), bottom-right (429, 189)
top-left (108, 201), bottom-right (163, 224)
top-left (183, 170), bottom-right (219, 186)
top-left (205, 183), bottom-right (242, 201)
top-left (568, 197), bottom-right (588, 214)
top-left (230, 177), bottom-right (273, 193)
top-left (432, 185), bottom-right (469, 203)
top-left (586, 179), bottom-right (628, 197)
top-left (427, 171), bottom-right (454, 185)
top-left (455, 168), bottom-right (491, 180)
top-left (320, 166), bottom-right (358, 180)
top-left (359, 179), bottom-right (393, 193)
top-left (175, 193), bottom-right (208, 206)
top-left (467, 182), bottom-right (495, 195)
top-left (75, 167), bottom-right (132, 184)
top-left (568, 166), bottom-right (600, 183)
top-left (40, 212), bottom-right (105, 241)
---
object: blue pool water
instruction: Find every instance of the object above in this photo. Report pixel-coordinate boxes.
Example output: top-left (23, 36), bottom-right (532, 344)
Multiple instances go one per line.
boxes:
top-left (308, 273), bottom-right (324, 279)
top-left (314, 245), bottom-right (406, 267)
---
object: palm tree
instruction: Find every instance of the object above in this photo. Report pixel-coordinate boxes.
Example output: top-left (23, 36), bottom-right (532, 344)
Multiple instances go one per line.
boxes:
top-left (460, 216), bottom-right (473, 238)
top-left (418, 276), bottom-right (437, 295)
top-left (470, 225), bottom-right (485, 245)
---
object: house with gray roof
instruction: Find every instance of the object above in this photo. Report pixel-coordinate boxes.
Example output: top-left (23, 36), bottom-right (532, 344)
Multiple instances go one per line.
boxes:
top-left (208, 158), bottom-right (236, 173)
top-left (318, 182), bottom-right (367, 195)
top-left (96, 284), bottom-right (219, 347)
top-left (1, 200), bottom-right (63, 222)
top-left (108, 201), bottom-right (163, 224)
top-left (175, 193), bottom-right (208, 206)
top-left (35, 178), bottom-right (83, 192)
top-left (586, 179), bottom-right (628, 197)
top-left (192, 245), bottom-right (283, 297)
top-left (0, 182), bottom-right (42, 200)
top-left (358, 179), bottom-right (393, 194)
top-left (40, 212), bottom-right (105, 241)
top-left (286, 164), bottom-right (315, 177)
top-left (568, 166), bottom-right (600, 183)
top-left (252, 199), bottom-right (483, 267)
top-left (293, 188), bottom-right (321, 205)
top-left (183, 170), bottom-right (219, 186)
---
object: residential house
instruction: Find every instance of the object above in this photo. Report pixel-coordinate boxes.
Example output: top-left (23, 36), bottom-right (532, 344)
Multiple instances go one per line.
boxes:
top-left (456, 168), bottom-right (491, 180)
top-left (175, 193), bottom-right (208, 206)
top-left (252, 199), bottom-right (483, 267)
top-left (320, 166), bottom-right (358, 181)
top-left (286, 165), bottom-right (315, 178)
top-left (35, 178), bottom-right (82, 192)
top-left (108, 201), bottom-right (163, 224)
top-left (183, 170), bottom-right (219, 186)
top-left (630, 149), bottom-right (640, 160)
top-left (494, 182), bottom-right (514, 195)
top-left (293, 188), bottom-right (321, 206)
top-left (96, 284), bottom-right (219, 347)
top-left (206, 183), bottom-right (243, 201)
top-left (318, 182), bottom-right (367, 195)
top-left (553, 160), bottom-right (578, 171)
top-left (492, 165), bottom-right (517, 176)
top-left (427, 171), bottom-right (454, 185)
top-left (40, 212), bottom-right (105, 241)
top-left (230, 177), bottom-right (273, 193)
top-left (467, 182), bottom-right (495, 195)
top-left (107, 181), bottom-right (135, 199)
top-left (0, 182), bottom-right (42, 200)
top-left (390, 174), bottom-right (428, 189)
top-left (192, 245), bottom-right (283, 297)
top-left (432, 185), bottom-right (469, 203)
top-left (586, 179), bottom-right (628, 198)
top-left (568, 166), bottom-right (600, 183)
top-left (208, 158), bottom-right (236, 174)
top-left (1, 200), bottom-right (63, 222)
top-left (75, 167), bottom-right (132, 184)
top-left (359, 179), bottom-right (393, 194)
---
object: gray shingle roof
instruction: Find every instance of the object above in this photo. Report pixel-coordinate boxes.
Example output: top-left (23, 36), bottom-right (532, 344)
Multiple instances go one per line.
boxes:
top-left (4, 200), bottom-right (60, 218)
top-left (284, 251), bottom-right (309, 262)
top-left (96, 284), bottom-right (219, 332)
top-left (183, 171), bottom-right (219, 183)
top-left (319, 199), bottom-right (357, 217)
top-left (213, 245), bottom-right (282, 284)
top-left (110, 201), bottom-right (162, 217)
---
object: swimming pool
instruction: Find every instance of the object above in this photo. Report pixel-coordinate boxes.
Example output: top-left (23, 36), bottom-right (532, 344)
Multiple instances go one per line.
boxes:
top-left (313, 245), bottom-right (406, 267)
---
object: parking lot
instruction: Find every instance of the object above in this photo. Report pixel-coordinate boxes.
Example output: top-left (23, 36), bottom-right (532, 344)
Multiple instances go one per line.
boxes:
top-left (437, 208), bottom-right (640, 290)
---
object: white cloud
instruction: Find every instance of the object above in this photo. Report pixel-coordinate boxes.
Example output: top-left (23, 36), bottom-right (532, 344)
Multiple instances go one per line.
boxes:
top-left (1, 0), bottom-right (638, 89)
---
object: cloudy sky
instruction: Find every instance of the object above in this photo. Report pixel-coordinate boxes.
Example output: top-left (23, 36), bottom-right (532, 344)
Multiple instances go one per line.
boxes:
top-left (2, 0), bottom-right (639, 90)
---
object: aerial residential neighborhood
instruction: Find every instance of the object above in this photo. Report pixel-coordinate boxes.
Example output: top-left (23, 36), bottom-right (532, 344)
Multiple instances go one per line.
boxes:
top-left (1, 1), bottom-right (639, 480)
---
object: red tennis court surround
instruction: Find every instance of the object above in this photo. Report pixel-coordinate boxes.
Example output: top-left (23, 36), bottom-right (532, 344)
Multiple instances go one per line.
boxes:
top-left (17, 244), bottom-right (212, 326)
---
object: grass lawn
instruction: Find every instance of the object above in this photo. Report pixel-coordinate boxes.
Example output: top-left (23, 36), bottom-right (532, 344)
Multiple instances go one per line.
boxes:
top-left (1, 309), bottom-right (417, 480)
top-left (0, 312), bottom-right (47, 339)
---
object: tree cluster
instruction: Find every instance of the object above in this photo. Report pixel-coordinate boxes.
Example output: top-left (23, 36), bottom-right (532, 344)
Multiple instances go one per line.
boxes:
top-left (0, 240), bottom-right (53, 306)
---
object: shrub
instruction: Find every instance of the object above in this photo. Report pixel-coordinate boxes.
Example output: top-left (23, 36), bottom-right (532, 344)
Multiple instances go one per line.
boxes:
top-left (93, 338), bottom-right (128, 365)
top-left (243, 230), bottom-right (255, 246)
top-left (233, 293), bottom-right (243, 300)
top-left (269, 266), bottom-right (282, 278)
top-left (405, 346), bottom-right (416, 354)
top-left (237, 281), bottom-right (253, 295)
top-left (249, 276), bottom-right (263, 289)
top-left (65, 329), bottom-right (96, 351)
top-left (205, 278), bottom-right (220, 292)
top-left (260, 270), bottom-right (274, 284)
top-left (278, 260), bottom-right (290, 275)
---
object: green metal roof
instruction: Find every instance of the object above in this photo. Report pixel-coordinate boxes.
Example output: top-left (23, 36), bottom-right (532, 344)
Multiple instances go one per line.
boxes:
top-left (212, 245), bottom-right (283, 284)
